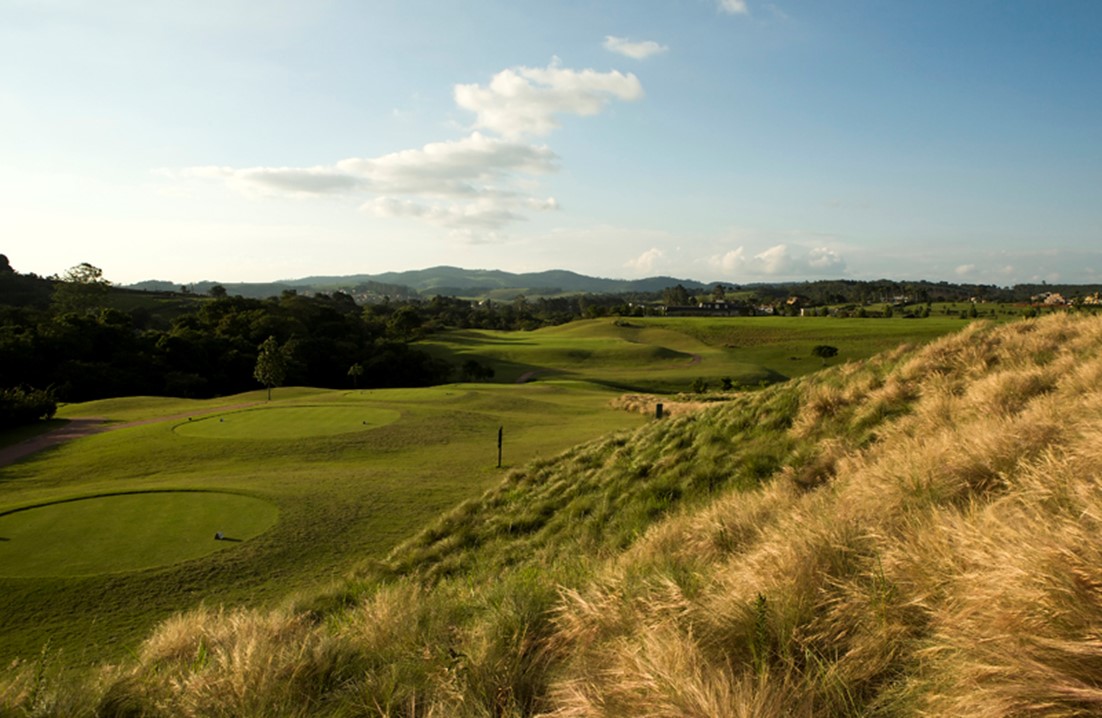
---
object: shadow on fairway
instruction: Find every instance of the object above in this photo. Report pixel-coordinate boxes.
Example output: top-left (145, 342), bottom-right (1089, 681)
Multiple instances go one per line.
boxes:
top-left (216, 536), bottom-right (243, 542)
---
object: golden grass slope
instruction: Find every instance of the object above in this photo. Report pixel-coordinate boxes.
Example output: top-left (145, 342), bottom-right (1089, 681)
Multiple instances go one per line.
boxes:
top-left (550, 315), bottom-right (1102, 717)
top-left (5, 313), bottom-right (1102, 717)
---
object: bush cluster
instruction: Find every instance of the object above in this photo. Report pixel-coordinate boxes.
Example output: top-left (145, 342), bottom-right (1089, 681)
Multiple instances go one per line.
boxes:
top-left (0, 385), bottom-right (56, 429)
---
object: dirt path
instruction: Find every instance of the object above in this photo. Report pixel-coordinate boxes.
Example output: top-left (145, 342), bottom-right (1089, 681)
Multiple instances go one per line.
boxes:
top-left (0, 403), bottom-right (261, 470)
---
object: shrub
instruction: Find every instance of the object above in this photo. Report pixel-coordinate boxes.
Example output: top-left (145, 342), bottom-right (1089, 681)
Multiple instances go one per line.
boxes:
top-left (0, 386), bottom-right (56, 429)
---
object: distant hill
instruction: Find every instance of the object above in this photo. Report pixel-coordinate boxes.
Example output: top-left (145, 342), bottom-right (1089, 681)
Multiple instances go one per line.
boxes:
top-left (128, 267), bottom-right (708, 300)
top-left (285, 266), bottom-right (706, 296)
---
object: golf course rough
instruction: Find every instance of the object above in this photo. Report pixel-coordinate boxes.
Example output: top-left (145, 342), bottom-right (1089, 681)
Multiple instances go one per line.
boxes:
top-left (0, 490), bottom-right (279, 577)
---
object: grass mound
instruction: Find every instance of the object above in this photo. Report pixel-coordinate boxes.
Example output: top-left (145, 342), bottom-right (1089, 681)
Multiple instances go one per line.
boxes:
top-left (8, 314), bottom-right (1102, 717)
top-left (0, 491), bottom-right (277, 577)
top-left (173, 405), bottom-right (400, 440)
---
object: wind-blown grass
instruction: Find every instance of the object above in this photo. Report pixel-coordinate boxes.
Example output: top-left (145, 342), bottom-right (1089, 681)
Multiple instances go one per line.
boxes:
top-left (6, 313), bottom-right (1102, 716)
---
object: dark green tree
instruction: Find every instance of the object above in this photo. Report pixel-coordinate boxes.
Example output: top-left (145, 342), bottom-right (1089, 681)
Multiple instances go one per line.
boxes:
top-left (348, 362), bottom-right (364, 388)
top-left (254, 335), bottom-right (287, 400)
top-left (811, 344), bottom-right (839, 365)
top-left (51, 262), bottom-right (110, 314)
top-left (663, 284), bottom-right (691, 306)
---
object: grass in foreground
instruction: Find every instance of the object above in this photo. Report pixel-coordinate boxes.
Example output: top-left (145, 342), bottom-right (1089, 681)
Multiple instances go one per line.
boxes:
top-left (6, 314), bottom-right (1102, 718)
top-left (8, 313), bottom-right (1102, 716)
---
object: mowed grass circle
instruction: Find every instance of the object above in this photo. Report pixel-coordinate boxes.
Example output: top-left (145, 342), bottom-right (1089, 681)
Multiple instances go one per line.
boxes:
top-left (174, 405), bottom-right (401, 440)
top-left (0, 492), bottom-right (279, 577)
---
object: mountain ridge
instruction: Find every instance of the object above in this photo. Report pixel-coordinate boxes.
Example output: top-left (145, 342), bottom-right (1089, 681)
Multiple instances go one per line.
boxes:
top-left (126, 266), bottom-right (709, 298)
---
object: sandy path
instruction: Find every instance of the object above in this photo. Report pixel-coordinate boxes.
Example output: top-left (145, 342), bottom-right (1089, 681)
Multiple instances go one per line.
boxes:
top-left (0, 403), bottom-right (261, 470)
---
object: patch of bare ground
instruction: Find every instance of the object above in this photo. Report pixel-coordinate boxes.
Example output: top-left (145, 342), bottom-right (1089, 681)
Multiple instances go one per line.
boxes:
top-left (0, 403), bottom-right (261, 469)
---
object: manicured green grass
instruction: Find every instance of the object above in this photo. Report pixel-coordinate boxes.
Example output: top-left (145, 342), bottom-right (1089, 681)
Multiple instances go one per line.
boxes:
top-left (0, 314), bottom-right (1024, 669)
top-left (174, 405), bottom-right (400, 440)
top-left (0, 491), bottom-right (278, 577)
top-left (419, 315), bottom-right (982, 393)
top-left (0, 382), bottom-right (644, 664)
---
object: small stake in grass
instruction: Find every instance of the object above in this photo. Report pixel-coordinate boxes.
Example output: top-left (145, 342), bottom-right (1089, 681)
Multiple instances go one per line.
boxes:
top-left (498, 425), bottom-right (503, 468)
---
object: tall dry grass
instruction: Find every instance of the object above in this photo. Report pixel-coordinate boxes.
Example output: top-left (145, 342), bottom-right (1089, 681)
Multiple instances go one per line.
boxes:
top-left (7, 313), bottom-right (1102, 717)
top-left (545, 313), bottom-right (1102, 717)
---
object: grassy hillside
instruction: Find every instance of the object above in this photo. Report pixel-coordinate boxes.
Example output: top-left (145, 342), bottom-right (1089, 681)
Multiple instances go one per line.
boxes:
top-left (420, 315), bottom-right (978, 392)
top-left (6, 312), bottom-right (1102, 716)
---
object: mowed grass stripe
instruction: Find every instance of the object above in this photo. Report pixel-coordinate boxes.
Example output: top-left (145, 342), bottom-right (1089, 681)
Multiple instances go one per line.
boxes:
top-left (420, 316), bottom-right (988, 392)
top-left (0, 491), bottom-right (278, 577)
top-left (174, 405), bottom-right (401, 440)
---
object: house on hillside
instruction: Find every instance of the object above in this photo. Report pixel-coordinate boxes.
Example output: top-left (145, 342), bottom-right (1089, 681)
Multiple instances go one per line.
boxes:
top-left (661, 301), bottom-right (755, 317)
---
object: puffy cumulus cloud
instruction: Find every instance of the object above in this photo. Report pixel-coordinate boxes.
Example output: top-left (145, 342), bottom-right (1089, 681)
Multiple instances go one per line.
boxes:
top-left (603, 36), bottom-right (668, 60)
top-left (179, 134), bottom-right (559, 233)
top-left (362, 197), bottom-right (524, 230)
top-left (186, 134), bottom-right (555, 200)
top-left (337, 133), bottom-right (557, 197)
top-left (807, 247), bottom-right (846, 271)
top-left (718, 0), bottom-right (749, 15)
top-left (454, 60), bottom-right (644, 138)
top-left (626, 247), bottom-right (665, 274)
top-left (175, 56), bottom-right (640, 236)
top-left (955, 263), bottom-right (977, 277)
top-left (714, 244), bottom-right (846, 277)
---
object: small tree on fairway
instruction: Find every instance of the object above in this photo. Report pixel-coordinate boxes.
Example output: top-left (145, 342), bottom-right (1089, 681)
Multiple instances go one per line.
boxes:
top-left (812, 344), bottom-right (839, 365)
top-left (254, 335), bottom-right (287, 400)
top-left (348, 362), bottom-right (364, 388)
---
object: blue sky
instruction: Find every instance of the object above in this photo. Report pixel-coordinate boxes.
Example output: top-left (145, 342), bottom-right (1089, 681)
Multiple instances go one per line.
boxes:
top-left (2, 0), bottom-right (1100, 285)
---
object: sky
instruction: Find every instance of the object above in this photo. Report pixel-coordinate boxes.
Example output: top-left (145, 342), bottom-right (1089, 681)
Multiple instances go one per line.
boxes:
top-left (2, 0), bottom-right (1101, 286)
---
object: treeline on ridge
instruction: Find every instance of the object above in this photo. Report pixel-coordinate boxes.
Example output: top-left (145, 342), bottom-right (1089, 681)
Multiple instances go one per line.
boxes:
top-left (0, 258), bottom-right (643, 410)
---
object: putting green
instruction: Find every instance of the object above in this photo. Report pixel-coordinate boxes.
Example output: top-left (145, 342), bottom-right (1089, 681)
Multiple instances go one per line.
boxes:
top-left (174, 405), bottom-right (401, 439)
top-left (0, 491), bottom-right (279, 577)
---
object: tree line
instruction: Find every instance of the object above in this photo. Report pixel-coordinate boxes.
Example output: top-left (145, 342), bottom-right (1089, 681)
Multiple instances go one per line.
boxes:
top-left (0, 261), bottom-right (450, 409)
top-left (0, 259), bottom-right (654, 423)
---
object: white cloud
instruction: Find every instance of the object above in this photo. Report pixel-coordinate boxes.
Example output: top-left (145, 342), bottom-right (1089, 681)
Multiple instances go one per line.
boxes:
top-left (626, 247), bottom-right (665, 274)
top-left (453, 60), bottom-right (644, 138)
top-left (173, 57), bottom-right (638, 237)
top-left (603, 35), bottom-right (668, 60)
top-left (807, 247), bottom-right (846, 271)
top-left (181, 165), bottom-right (360, 197)
top-left (718, 0), bottom-right (749, 15)
top-left (178, 134), bottom-right (559, 233)
top-left (361, 197), bottom-right (523, 230)
top-left (337, 132), bottom-right (557, 197)
top-left (713, 243), bottom-right (846, 277)
top-left (955, 263), bottom-right (976, 277)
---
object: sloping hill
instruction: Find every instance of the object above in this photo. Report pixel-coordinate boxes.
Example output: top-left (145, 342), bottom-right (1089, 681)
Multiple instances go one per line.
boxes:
top-left (291, 266), bottom-right (707, 296)
top-left (6, 314), bottom-right (1102, 716)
